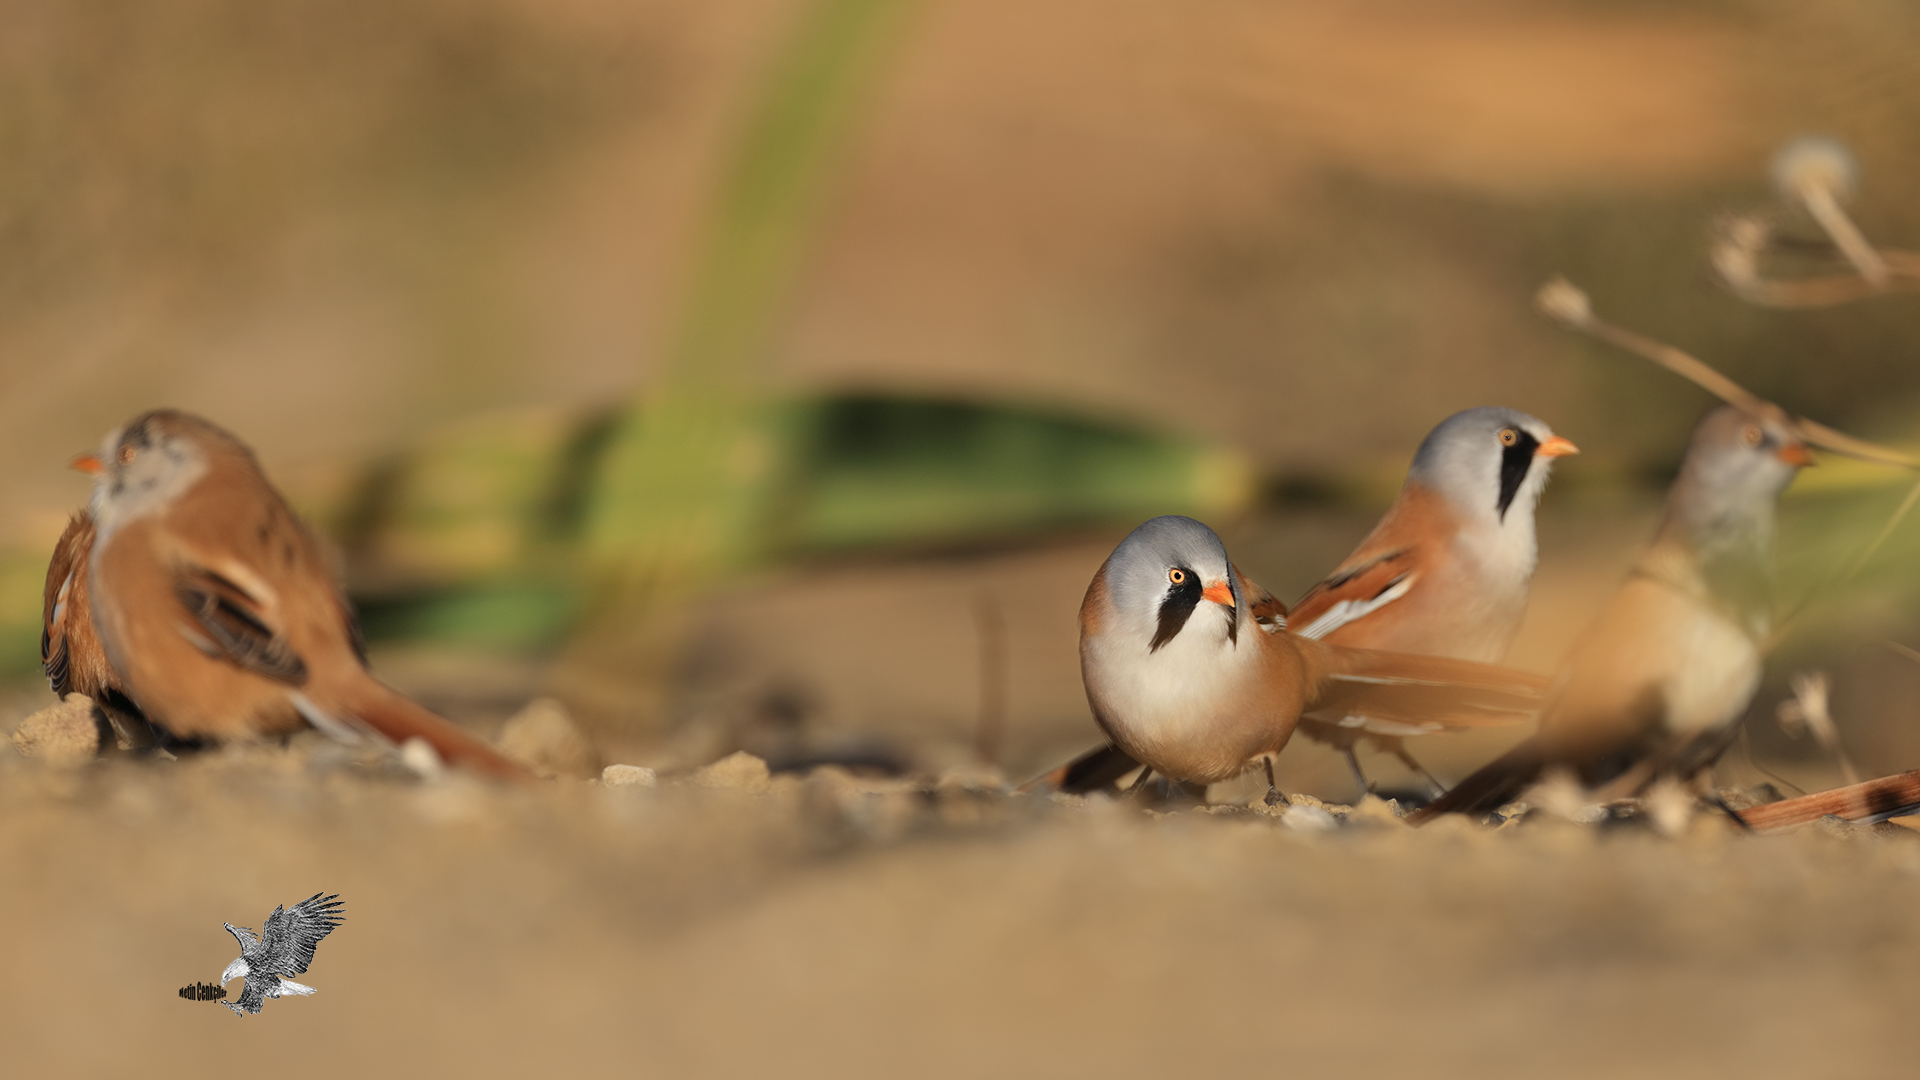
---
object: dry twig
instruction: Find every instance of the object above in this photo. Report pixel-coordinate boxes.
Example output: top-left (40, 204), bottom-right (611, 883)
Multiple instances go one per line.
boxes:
top-left (1712, 215), bottom-right (1920, 308)
top-left (1535, 277), bottom-right (1920, 470)
top-left (1716, 138), bottom-right (1920, 307)
top-left (1734, 769), bottom-right (1920, 830)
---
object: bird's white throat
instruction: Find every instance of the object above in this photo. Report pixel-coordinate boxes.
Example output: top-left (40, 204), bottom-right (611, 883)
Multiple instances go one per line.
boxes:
top-left (1084, 601), bottom-right (1258, 749)
top-left (89, 435), bottom-right (208, 544)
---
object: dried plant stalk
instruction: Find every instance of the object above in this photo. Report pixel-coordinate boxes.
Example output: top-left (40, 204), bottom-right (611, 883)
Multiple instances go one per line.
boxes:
top-left (1535, 277), bottom-right (1920, 470)
top-left (1736, 769), bottom-right (1920, 830)
top-left (1712, 216), bottom-right (1920, 308)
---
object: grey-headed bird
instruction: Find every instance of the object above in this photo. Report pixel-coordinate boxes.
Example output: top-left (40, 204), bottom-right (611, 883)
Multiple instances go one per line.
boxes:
top-left (1040, 407), bottom-right (1575, 795)
top-left (1077, 515), bottom-right (1550, 797)
top-left (1410, 404), bottom-right (1812, 822)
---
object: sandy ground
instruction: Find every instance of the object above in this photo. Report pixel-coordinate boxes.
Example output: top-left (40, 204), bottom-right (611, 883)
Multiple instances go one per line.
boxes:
top-left (6, 494), bottom-right (1915, 1079)
top-left (3, 738), bottom-right (1917, 1079)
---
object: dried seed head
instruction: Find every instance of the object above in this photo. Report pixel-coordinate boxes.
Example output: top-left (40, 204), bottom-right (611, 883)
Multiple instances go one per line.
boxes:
top-left (1771, 136), bottom-right (1859, 204)
top-left (1711, 215), bottom-right (1767, 289)
top-left (1535, 276), bottom-right (1592, 327)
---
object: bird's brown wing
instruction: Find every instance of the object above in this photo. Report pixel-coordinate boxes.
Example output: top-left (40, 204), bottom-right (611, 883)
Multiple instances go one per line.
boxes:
top-left (1290, 484), bottom-right (1465, 644)
top-left (41, 514), bottom-right (83, 694)
top-left (42, 513), bottom-right (109, 697)
top-left (43, 512), bottom-right (159, 748)
top-left (1232, 565), bottom-right (1289, 632)
top-left (173, 563), bottom-right (309, 685)
top-left (1288, 549), bottom-right (1418, 641)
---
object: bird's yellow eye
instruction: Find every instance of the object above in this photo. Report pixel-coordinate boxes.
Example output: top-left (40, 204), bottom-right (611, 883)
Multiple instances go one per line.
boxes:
top-left (1741, 425), bottom-right (1764, 447)
top-left (1498, 428), bottom-right (1518, 447)
top-left (118, 445), bottom-right (137, 465)
top-left (1168, 568), bottom-right (1186, 585)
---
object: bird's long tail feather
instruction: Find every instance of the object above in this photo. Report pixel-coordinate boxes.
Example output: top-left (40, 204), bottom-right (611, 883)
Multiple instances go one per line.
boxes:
top-left (315, 680), bottom-right (534, 780)
top-left (1020, 743), bottom-right (1143, 794)
top-left (1298, 640), bottom-right (1550, 736)
top-left (1404, 738), bottom-right (1549, 824)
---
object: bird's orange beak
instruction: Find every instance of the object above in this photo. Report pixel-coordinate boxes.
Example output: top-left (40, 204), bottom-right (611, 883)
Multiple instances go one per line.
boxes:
top-left (1777, 441), bottom-right (1815, 468)
top-left (1536, 435), bottom-right (1580, 458)
top-left (70, 453), bottom-right (104, 475)
top-left (1201, 580), bottom-right (1235, 609)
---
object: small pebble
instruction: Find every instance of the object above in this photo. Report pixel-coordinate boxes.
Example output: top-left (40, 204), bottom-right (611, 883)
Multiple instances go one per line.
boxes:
top-left (1282, 804), bottom-right (1339, 832)
top-left (10, 694), bottom-right (102, 768)
top-left (691, 751), bottom-right (771, 792)
top-left (935, 763), bottom-right (1009, 796)
top-left (602, 764), bottom-right (657, 787)
top-left (400, 737), bottom-right (446, 781)
top-left (1347, 794), bottom-right (1405, 825)
top-left (499, 697), bottom-right (601, 779)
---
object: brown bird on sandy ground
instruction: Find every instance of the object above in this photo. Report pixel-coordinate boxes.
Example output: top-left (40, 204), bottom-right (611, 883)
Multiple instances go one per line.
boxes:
top-left (1035, 407), bottom-right (1576, 796)
top-left (65, 409), bottom-right (530, 778)
top-left (41, 511), bottom-right (157, 750)
top-left (1409, 404), bottom-right (1813, 823)
top-left (1074, 515), bottom-right (1550, 801)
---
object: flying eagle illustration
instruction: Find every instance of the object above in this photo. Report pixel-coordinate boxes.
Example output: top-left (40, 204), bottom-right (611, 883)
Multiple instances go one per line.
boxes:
top-left (218, 892), bottom-right (346, 1016)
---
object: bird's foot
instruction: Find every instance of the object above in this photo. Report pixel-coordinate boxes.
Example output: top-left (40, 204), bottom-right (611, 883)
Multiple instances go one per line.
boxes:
top-left (1261, 757), bottom-right (1288, 807)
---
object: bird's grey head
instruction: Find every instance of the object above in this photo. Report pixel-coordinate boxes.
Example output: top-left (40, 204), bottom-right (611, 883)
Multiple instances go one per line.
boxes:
top-left (220, 956), bottom-right (250, 985)
top-left (82, 410), bottom-right (220, 541)
top-left (1406, 407), bottom-right (1577, 525)
top-left (1097, 516), bottom-right (1246, 652)
top-left (1663, 403), bottom-right (1811, 554)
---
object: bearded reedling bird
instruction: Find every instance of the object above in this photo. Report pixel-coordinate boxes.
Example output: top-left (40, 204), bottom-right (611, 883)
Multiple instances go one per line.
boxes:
top-left (1036, 407), bottom-right (1577, 796)
top-left (220, 892), bottom-right (345, 1016)
top-left (1077, 515), bottom-right (1550, 799)
top-left (69, 409), bottom-right (531, 778)
top-left (1409, 404), bottom-right (1813, 823)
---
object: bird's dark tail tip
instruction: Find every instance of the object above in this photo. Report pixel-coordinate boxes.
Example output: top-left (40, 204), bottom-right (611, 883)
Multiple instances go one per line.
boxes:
top-left (1406, 742), bottom-right (1545, 825)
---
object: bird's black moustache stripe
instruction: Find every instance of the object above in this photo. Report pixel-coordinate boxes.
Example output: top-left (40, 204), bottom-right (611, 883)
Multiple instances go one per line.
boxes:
top-left (1149, 569), bottom-right (1202, 652)
top-left (1496, 429), bottom-right (1542, 521)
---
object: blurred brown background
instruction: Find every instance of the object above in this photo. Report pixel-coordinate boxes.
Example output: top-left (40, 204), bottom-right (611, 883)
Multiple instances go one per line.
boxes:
top-left (6, 0), bottom-right (1919, 526)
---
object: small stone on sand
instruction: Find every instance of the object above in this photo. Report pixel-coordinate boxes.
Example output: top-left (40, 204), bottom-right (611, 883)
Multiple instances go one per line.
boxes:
top-left (602, 764), bottom-right (657, 787)
top-left (691, 751), bottom-right (771, 792)
top-left (1283, 803), bottom-right (1339, 832)
top-left (11, 694), bottom-right (103, 768)
top-left (1348, 794), bottom-right (1405, 825)
top-left (400, 737), bottom-right (446, 781)
top-left (499, 697), bottom-right (601, 779)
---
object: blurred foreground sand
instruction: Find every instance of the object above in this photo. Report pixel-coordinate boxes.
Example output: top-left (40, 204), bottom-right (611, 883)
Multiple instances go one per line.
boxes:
top-left (2, 740), bottom-right (1916, 1079)
top-left (4, 494), bottom-right (1913, 1079)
